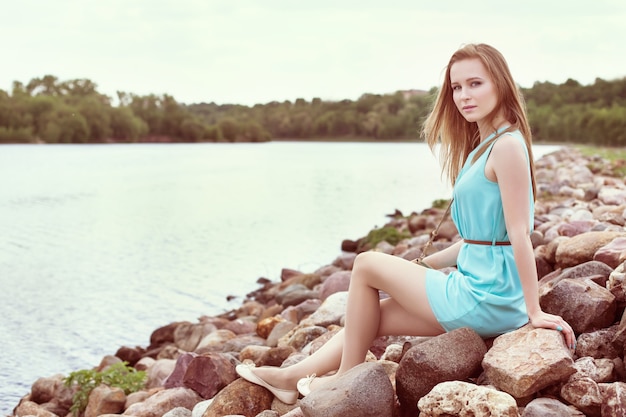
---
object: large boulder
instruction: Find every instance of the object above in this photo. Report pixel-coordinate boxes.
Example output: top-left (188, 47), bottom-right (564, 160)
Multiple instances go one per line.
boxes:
top-left (395, 327), bottom-right (487, 416)
top-left (202, 378), bottom-right (274, 417)
top-left (85, 385), bottom-right (126, 417)
top-left (555, 232), bottom-right (626, 268)
top-left (418, 381), bottom-right (519, 417)
top-left (299, 362), bottom-right (395, 417)
top-left (521, 397), bottom-right (584, 416)
top-left (539, 278), bottom-right (616, 334)
top-left (482, 325), bottom-right (575, 398)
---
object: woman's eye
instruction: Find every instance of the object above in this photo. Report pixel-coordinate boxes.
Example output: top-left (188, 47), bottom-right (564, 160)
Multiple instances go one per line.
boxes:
top-left (471, 81), bottom-right (481, 87)
top-left (452, 85), bottom-right (460, 91)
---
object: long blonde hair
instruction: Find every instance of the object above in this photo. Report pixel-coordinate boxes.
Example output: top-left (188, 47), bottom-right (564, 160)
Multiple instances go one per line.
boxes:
top-left (422, 43), bottom-right (536, 198)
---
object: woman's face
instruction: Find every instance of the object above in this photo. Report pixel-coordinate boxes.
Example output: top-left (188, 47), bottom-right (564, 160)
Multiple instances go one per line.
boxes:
top-left (450, 58), bottom-right (499, 124)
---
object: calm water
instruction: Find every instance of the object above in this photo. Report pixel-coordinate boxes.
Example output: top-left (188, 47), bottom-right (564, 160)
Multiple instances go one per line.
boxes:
top-left (0, 141), bottom-right (558, 413)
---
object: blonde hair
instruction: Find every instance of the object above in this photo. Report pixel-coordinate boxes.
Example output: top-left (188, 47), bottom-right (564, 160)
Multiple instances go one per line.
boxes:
top-left (422, 43), bottom-right (536, 198)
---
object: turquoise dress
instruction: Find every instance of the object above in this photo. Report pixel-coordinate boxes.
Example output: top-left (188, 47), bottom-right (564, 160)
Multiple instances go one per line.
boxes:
top-left (425, 129), bottom-right (532, 337)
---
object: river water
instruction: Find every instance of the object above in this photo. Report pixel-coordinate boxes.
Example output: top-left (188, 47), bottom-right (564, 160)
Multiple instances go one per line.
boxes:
top-left (0, 141), bottom-right (558, 413)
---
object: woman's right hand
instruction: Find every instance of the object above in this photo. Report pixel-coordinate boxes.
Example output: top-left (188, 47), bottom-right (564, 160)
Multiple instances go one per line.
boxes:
top-left (529, 310), bottom-right (576, 351)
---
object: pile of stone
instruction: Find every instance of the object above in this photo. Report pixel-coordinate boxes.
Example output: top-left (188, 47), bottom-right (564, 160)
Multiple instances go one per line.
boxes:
top-left (12, 147), bottom-right (626, 417)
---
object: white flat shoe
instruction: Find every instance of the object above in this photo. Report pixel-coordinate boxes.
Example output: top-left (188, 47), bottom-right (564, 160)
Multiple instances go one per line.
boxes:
top-left (296, 373), bottom-right (317, 397)
top-left (235, 362), bottom-right (299, 405)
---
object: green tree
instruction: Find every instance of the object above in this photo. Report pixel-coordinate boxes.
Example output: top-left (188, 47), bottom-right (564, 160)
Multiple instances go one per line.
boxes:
top-left (0, 88), bottom-right (33, 142)
top-left (160, 94), bottom-right (185, 138)
top-left (26, 74), bottom-right (61, 96)
top-left (78, 96), bottom-right (112, 141)
top-left (110, 107), bottom-right (148, 142)
top-left (241, 120), bottom-right (271, 142)
top-left (129, 94), bottom-right (164, 135)
top-left (39, 104), bottom-right (89, 143)
top-left (179, 117), bottom-right (205, 142)
top-left (218, 117), bottom-right (239, 141)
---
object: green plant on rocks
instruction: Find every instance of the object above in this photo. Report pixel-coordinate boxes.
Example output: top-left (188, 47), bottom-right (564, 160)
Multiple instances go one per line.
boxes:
top-left (358, 226), bottom-right (410, 252)
top-left (63, 361), bottom-right (146, 416)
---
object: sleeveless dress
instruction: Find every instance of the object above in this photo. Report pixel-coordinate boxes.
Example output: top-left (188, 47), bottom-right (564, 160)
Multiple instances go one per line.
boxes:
top-left (424, 129), bottom-right (532, 337)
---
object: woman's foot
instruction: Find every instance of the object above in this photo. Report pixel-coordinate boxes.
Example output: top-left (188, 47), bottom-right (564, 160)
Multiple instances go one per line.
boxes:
top-left (235, 362), bottom-right (299, 404)
top-left (297, 373), bottom-right (338, 396)
top-left (250, 365), bottom-right (295, 391)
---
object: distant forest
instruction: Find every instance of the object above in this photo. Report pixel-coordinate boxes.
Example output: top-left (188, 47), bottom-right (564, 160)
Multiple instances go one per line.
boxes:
top-left (1, 75), bottom-right (625, 145)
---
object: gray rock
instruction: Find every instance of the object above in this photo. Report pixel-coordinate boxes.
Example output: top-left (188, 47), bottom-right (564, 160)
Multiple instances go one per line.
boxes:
top-left (395, 327), bottom-right (487, 416)
top-left (300, 362), bottom-right (394, 417)
top-left (521, 397), bottom-right (584, 416)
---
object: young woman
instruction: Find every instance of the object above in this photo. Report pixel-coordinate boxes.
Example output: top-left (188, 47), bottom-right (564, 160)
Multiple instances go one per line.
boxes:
top-left (236, 43), bottom-right (576, 405)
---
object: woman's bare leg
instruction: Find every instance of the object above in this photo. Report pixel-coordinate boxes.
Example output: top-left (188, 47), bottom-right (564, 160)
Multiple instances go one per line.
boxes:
top-left (337, 251), bottom-right (444, 373)
top-left (251, 251), bottom-right (444, 390)
top-left (251, 329), bottom-right (344, 390)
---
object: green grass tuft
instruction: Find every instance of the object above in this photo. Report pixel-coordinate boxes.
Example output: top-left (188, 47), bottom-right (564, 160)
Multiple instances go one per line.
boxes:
top-left (64, 362), bottom-right (146, 415)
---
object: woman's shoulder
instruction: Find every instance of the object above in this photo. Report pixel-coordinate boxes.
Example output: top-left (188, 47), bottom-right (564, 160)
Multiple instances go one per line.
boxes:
top-left (491, 131), bottom-right (528, 159)
top-left (497, 129), bottom-right (526, 146)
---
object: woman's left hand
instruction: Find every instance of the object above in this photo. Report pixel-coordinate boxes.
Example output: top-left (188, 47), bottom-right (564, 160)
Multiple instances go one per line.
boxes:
top-left (529, 310), bottom-right (576, 351)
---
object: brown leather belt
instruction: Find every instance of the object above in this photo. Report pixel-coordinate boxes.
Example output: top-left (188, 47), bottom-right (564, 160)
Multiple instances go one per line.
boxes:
top-left (464, 239), bottom-right (511, 246)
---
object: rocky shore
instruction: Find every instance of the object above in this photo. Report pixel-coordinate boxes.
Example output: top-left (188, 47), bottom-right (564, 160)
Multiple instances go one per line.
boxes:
top-left (12, 146), bottom-right (626, 417)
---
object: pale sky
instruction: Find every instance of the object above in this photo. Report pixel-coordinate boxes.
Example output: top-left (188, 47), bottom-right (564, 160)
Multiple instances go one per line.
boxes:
top-left (2, 0), bottom-right (625, 106)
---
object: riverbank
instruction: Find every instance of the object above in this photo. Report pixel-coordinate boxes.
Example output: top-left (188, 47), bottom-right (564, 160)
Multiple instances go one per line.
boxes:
top-left (11, 146), bottom-right (626, 417)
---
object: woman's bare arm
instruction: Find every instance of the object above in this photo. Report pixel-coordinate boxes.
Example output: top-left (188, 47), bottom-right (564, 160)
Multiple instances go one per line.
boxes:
top-left (422, 239), bottom-right (463, 269)
top-left (489, 135), bottom-right (576, 349)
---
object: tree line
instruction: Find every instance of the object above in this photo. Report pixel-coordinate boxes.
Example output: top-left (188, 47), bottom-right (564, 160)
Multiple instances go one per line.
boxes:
top-left (0, 74), bottom-right (625, 145)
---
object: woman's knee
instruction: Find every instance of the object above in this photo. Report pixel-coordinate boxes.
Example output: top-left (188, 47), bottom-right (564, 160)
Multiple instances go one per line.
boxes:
top-left (353, 251), bottom-right (384, 272)
top-left (352, 251), bottom-right (395, 285)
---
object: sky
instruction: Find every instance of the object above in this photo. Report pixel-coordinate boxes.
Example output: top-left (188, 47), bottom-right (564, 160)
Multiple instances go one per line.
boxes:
top-left (2, 0), bottom-right (625, 106)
